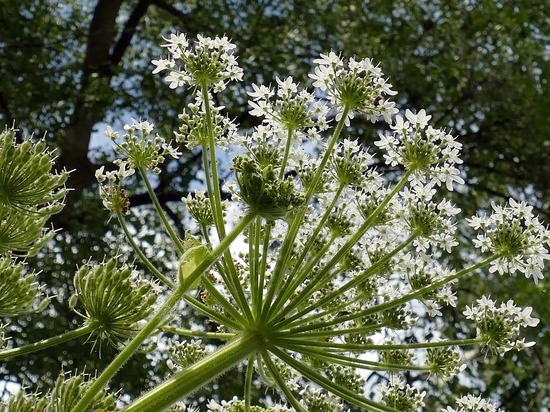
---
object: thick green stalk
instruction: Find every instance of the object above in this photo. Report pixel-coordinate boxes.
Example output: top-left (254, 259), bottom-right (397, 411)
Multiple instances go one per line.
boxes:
top-left (116, 209), bottom-right (174, 288)
top-left (125, 332), bottom-right (262, 412)
top-left (0, 324), bottom-right (94, 360)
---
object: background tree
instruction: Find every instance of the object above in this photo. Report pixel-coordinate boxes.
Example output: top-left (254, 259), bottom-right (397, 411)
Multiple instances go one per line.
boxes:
top-left (0, 0), bottom-right (548, 410)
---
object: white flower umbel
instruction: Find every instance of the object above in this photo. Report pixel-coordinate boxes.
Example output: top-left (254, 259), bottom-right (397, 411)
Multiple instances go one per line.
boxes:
top-left (443, 394), bottom-right (504, 412)
top-left (467, 198), bottom-right (550, 282)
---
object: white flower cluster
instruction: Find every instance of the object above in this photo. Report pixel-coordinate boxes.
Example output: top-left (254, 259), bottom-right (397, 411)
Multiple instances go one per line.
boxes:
top-left (309, 51), bottom-right (398, 125)
top-left (467, 198), bottom-right (550, 282)
top-left (376, 109), bottom-right (464, 191)
top-left (397, 184), bottom-right (461, 252)
top-left (248, 76), bottom-right (329, 136)
top-left (380, 378), bottom-right (426, 412)
top-left (443, 394), bottom-right (503, 412)
top-left (175, 98), bottom-right (240, 150)
top-left (206, 396), bottom-right (292, 412)
top-left (96, 119), bottom-right (181, 184)
top-left (464, 296), bottom-right (539, 355)
top-left (153, 33), bottom-right (243, 92)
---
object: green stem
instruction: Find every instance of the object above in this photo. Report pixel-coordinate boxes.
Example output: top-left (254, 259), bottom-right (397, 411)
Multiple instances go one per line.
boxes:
top-left (244, 355), bottom-right (255, 412)
top-left (250, 216), bottom-right (261, 318)
top-left (283, 324), bottom-right (386, 339)
top-left (161, 326), bottom-right (235, 341)
top-left (274, 336), bottom-right (486, 351)
top-left (138, 166), bottom-right (184, 254)
top-left (198, 90), bottom-right (254, 320)
top-left (201, 224), bottom-right (247, 308)
top-left (200, 84), bottom-right (226, 239)
top-left (260, 108), bottom-right (350, 323)
top-left (261, 351), bottom-right (307, 412)
top-left (281, 253), bottom-right (502, 333)
top-left (201, 274), bottom-right (247, 325)
top-left (269, 183), bottom-right (346, 316)
top-left (267, 234), bottom-right (337, 322)
top-left (268, 169), bottom-right (413, 326)
top-left (270, 345), bottom-right (398, 412)
top-left (276, 232), bottom-right (416, 330)
top-left (256, 221), bottom-right (272, 318)
top-left (276, 293), bottom-right (379, 334)
top-left (0, 324), bottom-right (95, 360)
top-left (183, 294), bottom-right (243, 331)
top-left (358, 253), bottom-right (503, 319)
top-left (72, 212), bottom-right (255, 412)
top-left (72, 287), bottom-right (186, 412)
top-left (279, 127), bottom-right (294, 179)
top-left (284, 344), bottom-right (431, 372)
top-left (125, 332), bottom-right (262, 412)
top-left (116, 209), bottom-right (174, 288)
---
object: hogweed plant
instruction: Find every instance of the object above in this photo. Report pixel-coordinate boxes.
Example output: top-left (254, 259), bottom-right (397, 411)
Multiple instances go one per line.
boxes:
top-left (1, 33), bottom-right (549, 412)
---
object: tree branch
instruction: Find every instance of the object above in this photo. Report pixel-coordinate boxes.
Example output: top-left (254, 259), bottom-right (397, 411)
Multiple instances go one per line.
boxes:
top-left (111, 0), bottom-right (153, 66)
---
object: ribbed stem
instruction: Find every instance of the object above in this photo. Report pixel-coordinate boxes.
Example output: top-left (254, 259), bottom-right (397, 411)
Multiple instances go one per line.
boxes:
top-left (125, 332), bottom-right (262, 412)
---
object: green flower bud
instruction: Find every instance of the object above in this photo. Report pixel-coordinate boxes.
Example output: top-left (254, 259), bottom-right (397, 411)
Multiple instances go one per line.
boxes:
top-left (380, 345), bottom-right (413, 367)
top-left (426, 345), bottom-right (464, 377)
top-left (72, 258), bottom-right (156, 346)
top-left (178, 243), bottom-right (209, 288)
top-left (168, 339), bottom-right (208, 369)
top-left (0, 390), bottom-right (47, 412)
top-left (46, 373), bottom-right (116, 412)
top-left (0, 128), bottom-right (68, 216)
top-left (232, 155), bottom-right (305, 220)
top-left (0, 207), bottom-right (56, 257)
top-left (0, 257), bottom-right (41, 316)
top-left (381, 380), bottom-right (425, 412)
top-left (183, 192), bottom-right (215, 227)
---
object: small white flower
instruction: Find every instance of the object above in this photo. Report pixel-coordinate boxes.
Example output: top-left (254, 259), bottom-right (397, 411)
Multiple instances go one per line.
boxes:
top-left (313, 51), bottom-right (342, 66)
top-left (247, 83), bottom-right (273, 100)
top-left (95, 166), bottom-right (106, 183)
top-left (405, 108), bottom-right (432, 129)
top-left (151, 58), bottom-right (175, 74)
